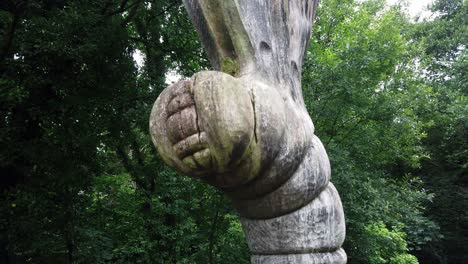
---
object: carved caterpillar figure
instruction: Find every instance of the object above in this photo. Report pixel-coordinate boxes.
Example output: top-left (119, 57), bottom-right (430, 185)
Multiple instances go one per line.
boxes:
top-left (150, 1), bottom-right (346, 263)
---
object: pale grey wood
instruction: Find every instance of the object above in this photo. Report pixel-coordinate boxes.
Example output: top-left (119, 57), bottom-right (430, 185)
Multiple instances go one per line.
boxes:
top-left (240, 183), bottom-right (345, 254)
top-left (149, 0), bottom-right (347, 263)
top-left (230, 134), bottom-right (331, 219)
top-left (252, 248), bottom-right (347, 264)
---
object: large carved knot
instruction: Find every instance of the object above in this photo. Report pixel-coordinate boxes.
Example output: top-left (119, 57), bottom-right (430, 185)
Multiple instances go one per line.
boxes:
top-left (150, 70), bottom-right (333, 219)
top-left (150, 71), bottom-right (258, 188)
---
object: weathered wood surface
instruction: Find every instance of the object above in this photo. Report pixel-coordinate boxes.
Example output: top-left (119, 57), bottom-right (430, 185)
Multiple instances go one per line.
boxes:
top-left (150, 0), bottom-right (346, 263)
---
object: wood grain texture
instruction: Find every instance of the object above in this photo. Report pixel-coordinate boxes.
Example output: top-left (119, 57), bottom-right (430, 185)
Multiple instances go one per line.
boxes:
top-left (230, 135), bottom-right (331, 219)
top-left (150, 0), bottom-right (347, 263)
top-left (241, 183), bottom-right (345, 255)
top-left (252, 248), bottom-right (347, 264)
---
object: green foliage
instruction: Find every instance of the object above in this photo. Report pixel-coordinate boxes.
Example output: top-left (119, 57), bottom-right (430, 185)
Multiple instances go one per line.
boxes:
top-left (327, 146), bottom-right (438, 263)
top-left (409, 0), bottom-right (468, 262)
top-left (303, 0), bottom-right (444, 262)
top-left (0, 0), bottom-right (465, 263)
top-left (72, 171), bottom-right (249, 263)
top-left (362, 222), bottom-right (418, 264)
top-left (0, 0), bottom-right (241, 263)
top-left (305, 0), bottom-right (428, 170)
top-left (220, 57), bottom-right (240, 76)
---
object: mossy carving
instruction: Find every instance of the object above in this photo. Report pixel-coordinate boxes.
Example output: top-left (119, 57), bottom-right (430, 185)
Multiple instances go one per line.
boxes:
top-left (150, 1), bottom-right (347, 263)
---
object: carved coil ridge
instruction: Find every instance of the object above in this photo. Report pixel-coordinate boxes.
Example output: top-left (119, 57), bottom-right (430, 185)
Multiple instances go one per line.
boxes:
top-left (164, 81), bottom-right (213, 172)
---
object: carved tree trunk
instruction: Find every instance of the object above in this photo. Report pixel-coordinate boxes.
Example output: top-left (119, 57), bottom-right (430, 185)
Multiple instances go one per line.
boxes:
top-left (149, 1), bottom-right (347, 263)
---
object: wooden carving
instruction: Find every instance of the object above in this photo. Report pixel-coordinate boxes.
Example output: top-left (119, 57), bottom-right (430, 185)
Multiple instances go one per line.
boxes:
top-left (150, 1), bottom-right (347, 263)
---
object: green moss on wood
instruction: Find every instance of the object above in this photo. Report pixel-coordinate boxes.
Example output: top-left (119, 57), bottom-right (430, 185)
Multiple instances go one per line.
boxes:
top-left (221, 57), bottom-right (240, 76)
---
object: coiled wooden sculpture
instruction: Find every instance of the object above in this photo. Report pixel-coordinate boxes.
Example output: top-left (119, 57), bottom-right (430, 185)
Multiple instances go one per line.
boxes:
top-left (150, 1), bottom-right (346, 263)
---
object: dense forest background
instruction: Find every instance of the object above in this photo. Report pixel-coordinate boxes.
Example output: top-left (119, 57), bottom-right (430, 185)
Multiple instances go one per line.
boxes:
top-left (0, 0), bottom-right (466, 263)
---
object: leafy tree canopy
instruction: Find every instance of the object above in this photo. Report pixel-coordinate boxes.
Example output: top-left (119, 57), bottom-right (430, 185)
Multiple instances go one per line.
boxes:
top-left (0, 0), bottom-right (465, 263)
